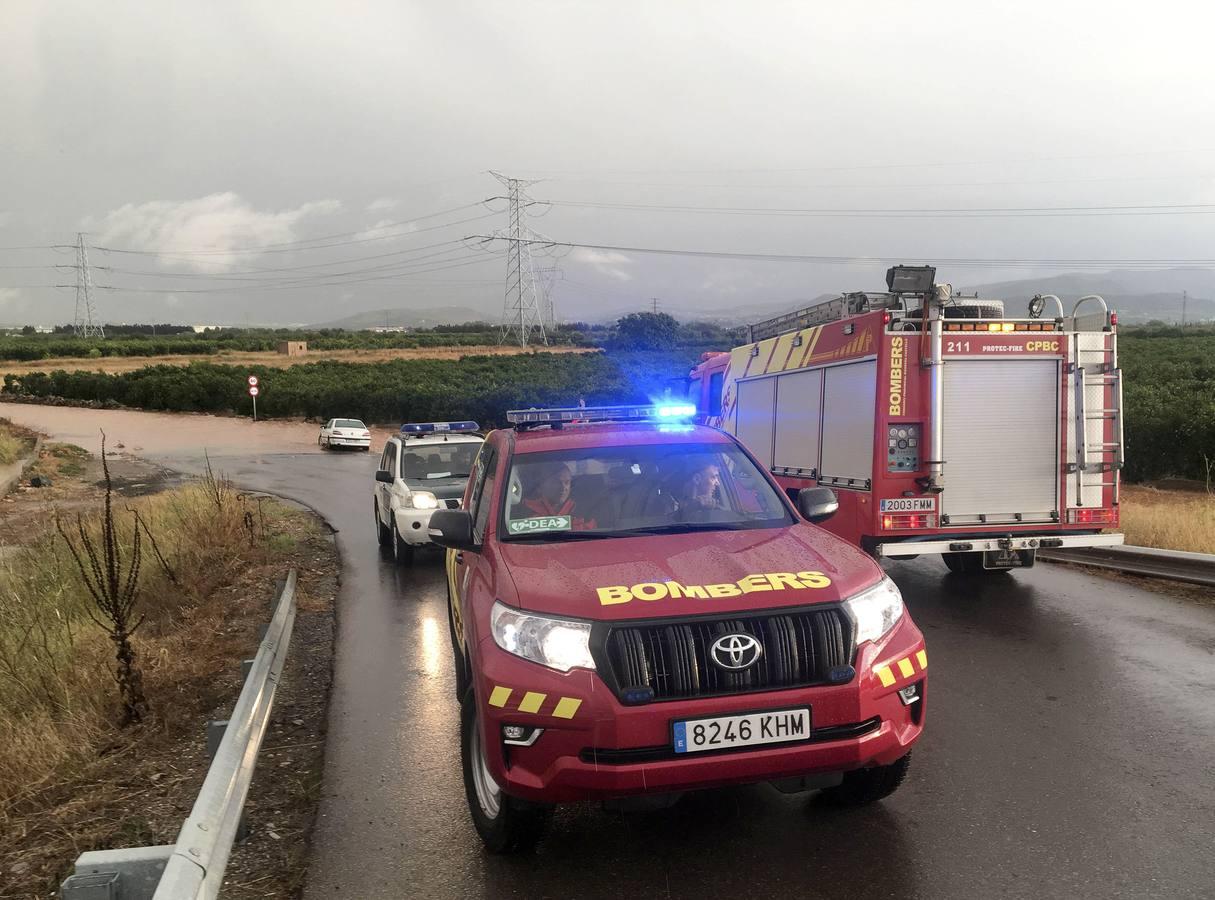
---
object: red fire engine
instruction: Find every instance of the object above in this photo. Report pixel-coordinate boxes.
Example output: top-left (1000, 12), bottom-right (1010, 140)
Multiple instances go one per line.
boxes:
top-left (688, 265), bottom-right (1125, 573)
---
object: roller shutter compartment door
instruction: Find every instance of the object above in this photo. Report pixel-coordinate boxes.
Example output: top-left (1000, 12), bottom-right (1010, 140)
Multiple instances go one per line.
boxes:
top-left (734, 377), bottom-right (776, 467)
top-left (773, 368), bottom-right (823, 473)
top-left (941, 359), bottom-right (1059, 524)
top-left (819, 361), bottom-right (877, 485)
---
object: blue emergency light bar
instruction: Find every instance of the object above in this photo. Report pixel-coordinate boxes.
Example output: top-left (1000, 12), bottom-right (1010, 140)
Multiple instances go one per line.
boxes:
top-left (506, 404), bottom-right (697, 426)
top-left (400, 421), bottom-right (480, 435)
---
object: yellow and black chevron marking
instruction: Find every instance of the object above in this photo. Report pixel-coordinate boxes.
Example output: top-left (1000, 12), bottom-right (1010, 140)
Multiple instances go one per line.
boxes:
top-left (874, 649), bottom-right (927, 688)
top-left (487, 685), bottom-right (582, 720)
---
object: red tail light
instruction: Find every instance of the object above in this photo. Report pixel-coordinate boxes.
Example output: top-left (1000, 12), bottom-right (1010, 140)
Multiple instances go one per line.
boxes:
top-left (1067, 507), bottom-right (1117, 525)
top-left (882, 513), bottom-right (937, 530)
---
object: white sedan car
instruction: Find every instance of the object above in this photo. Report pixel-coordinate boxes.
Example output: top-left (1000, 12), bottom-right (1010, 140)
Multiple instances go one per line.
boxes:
top-left (319, 418), bottom-right (371, 451)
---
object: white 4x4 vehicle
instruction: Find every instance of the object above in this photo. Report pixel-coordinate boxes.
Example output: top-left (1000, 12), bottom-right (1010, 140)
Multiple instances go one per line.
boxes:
top-left (373, 421), bottom-right (484, 564)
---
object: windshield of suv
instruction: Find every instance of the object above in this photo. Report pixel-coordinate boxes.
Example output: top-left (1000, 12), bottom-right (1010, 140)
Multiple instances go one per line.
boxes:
top-left (401, 440), bottom-right (481, 481)
top-left (501, 442), bottom-right (794, 540)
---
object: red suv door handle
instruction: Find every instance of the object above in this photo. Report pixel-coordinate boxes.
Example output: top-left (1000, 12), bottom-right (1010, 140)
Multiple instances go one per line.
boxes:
top-left (454, 552), bottom-right (464, 564)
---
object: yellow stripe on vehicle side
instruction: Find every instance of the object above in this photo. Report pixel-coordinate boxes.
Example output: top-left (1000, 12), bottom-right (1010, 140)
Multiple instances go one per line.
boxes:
top-left (897, 657), bottom-right (915, 679)
top-left (916, 649), bottom-right (928, 670)
top-left (875, 666), bottom-right (896, 688)
top-left (551, 697), bottom-right (582, 719)
top-left (488, 686), bottom-right (512, 708)
top-left (518, 691), bottom-right (547, 714)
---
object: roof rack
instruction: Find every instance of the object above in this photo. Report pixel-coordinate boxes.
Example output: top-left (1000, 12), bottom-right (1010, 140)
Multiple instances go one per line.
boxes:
top-left (506, 404), bottom-right (696, 430)
top-left (747, 292), bottom-right (894, 342)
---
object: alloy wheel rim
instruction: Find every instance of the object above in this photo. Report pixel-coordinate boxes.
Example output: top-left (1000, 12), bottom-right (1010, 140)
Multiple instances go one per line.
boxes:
top-left (470, 716), bottom-right (501, 818)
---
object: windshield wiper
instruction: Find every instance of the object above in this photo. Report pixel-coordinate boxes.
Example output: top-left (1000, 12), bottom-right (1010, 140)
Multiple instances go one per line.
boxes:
top-left (622, 523), bottom-right (750, 535)
top-left (505, 531), bottom-right (609, 542)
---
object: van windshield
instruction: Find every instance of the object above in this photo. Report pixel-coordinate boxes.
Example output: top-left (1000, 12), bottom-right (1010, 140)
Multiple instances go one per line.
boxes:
top-left (501, 442), bottom-right (794, 540)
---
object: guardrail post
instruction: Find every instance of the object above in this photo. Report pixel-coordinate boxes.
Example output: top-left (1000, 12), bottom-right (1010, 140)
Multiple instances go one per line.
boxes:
top-left (60, 846), bottom-right (173, 900)
top-left (206, 720), bottom-right (229, 759)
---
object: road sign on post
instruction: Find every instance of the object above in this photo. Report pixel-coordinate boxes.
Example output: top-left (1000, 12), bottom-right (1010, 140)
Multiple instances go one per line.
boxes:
top-left (249, 384), bottom-right (260, 421)
top-left (248, 374), bottom-right (259, 387)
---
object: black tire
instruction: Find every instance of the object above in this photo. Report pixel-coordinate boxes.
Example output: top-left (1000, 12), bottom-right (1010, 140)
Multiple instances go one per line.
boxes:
top-left (392, 521), bottom-right (415, 566)
top-left (943, 552), bottom-right (1012, 576)
top-left (319, 436), bottom-right (328, 450)
top-left (374, 501), bottom-right (391, 547)
top-left (942, 551), bottom-right (978, 574)
top-left (820, 753), bottom-right (911, 806)
top-left (447, 584), bottom-right (471, 702)
top-left (460, 691), bottom-right (550, 853)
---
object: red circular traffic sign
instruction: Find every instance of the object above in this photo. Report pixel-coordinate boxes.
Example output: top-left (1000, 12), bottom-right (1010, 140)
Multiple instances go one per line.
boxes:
top-left (249, 386), bottom-right (260, 397)
top-left (247, 375), bottom-right (259, 387)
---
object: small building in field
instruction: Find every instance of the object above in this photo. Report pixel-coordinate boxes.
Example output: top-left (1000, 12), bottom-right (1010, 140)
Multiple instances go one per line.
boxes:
top-left (277, 341), bottom-right (308, 356)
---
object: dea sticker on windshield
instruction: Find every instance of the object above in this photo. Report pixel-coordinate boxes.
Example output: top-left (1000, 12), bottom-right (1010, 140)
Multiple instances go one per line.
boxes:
top-left (509, 515), bottom-right (572, 534)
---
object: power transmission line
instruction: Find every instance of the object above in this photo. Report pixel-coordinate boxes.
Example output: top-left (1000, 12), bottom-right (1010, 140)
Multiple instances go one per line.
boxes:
top-left (469, 234), bottom-right (1215, 270)
top-left (543, 199), bottom-right (1215, 219)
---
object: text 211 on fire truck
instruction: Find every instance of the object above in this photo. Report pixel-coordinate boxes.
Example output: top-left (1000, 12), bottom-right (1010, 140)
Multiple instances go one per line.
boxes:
top-left (689, 265), bottom-right (1125, 574)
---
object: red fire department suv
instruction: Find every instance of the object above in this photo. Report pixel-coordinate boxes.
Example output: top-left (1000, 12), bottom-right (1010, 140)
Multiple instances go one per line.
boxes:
top-left (430, 405), bottom-right (926, 852)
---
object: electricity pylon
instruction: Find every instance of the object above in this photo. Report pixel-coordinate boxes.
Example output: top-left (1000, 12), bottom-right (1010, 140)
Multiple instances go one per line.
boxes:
top-left (73, 233), bottom-right (105, 338)
top-left (490, 172), bottom-right (547, 347)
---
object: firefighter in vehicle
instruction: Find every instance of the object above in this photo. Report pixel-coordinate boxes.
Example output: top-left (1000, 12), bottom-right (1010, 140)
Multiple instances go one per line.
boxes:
top-left (432, 404), bottom-right (926, 853)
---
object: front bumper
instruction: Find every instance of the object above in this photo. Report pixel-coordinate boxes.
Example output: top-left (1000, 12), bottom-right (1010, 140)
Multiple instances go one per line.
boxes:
top-left (876, 531), bottom-right (1125, 558)
top-left (394, 508), bottom-right (438, 545)
top-left (474, 615), bottom-right (926, 804)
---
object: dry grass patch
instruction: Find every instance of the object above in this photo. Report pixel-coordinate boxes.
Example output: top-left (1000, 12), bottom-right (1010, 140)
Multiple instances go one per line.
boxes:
top-left (1120, 484), bottom-right (1215, 554)
top-left (0, 419), bottom-right (35, 466)
top-left (0, 457), bottom-right (333, 897)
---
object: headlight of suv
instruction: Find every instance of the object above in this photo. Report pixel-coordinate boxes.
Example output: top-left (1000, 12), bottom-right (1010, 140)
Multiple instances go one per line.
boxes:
top-left (406, 491), bottom-right (439, 510)
top-left (843, 576), bottom-right (905, 645)
top-left (490, 601), bottom-right (596, 672)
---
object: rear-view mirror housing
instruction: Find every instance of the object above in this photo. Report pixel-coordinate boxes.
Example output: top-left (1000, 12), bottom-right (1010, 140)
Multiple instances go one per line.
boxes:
top-left (796, 486), bottom-right (839, 523)
top-left (428, 509), bottom-right (477, 551)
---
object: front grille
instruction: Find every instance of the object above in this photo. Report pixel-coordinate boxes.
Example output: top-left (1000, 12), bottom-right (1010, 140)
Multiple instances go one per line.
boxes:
top-left (579, 718), bottom-right (880, 765)
top-left (600, 606), bottom-right (853, 702)
top-left (443, 498), bottom-right (461, 509)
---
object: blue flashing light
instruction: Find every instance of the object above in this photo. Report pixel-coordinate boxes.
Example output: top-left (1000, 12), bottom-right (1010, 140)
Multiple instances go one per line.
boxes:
top-left (656, 404), bottom-right (696, 418)
top-left (506, 404), bottom-right (697, 427)
top-left (401, 420), bottom-right (479, 435)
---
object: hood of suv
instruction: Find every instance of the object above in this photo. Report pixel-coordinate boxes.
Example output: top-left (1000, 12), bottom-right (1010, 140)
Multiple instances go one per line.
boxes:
top-left (496, 524), bottom-right (880, 620)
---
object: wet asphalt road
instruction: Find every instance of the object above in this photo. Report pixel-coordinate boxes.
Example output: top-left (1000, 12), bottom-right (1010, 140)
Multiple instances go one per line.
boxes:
top-left (4, 403), bottom-right (1210, 900)
top-left (176, 447), bottom-right (1213, 900)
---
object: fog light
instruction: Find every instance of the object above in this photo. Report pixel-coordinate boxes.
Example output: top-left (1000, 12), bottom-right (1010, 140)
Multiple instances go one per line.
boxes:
top-left (501, 724), bottom-right (543, 746)
top-left (898, 684), bottom-right (920, 705)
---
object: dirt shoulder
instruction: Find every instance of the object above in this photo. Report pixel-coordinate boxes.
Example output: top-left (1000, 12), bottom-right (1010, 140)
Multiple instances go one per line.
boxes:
top-left (0, 443), bottom-right (337, 899)
top-left (0, 343), bottom-right (590, 377)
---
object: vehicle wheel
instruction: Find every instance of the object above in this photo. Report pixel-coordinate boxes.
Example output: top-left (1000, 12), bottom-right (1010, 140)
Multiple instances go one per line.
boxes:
top-left (374, 502), bottom-right (391, 547)
top-left (392, 522), bottom-right (415, 566)
top-left (319, 436), bottom-right (328, 450)
top-left (942, 551), bottom-right (977, 574)
top-left (461, 690), bottom-right (550, 853)
top-left (447, 586), bottom-right (471, 702)
top-left (820, 753), bottom-right (911, 806)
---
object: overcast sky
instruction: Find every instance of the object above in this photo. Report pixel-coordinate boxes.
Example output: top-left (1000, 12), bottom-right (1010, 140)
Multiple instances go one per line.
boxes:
top-left (3, 1), bottom-right (1215, 326)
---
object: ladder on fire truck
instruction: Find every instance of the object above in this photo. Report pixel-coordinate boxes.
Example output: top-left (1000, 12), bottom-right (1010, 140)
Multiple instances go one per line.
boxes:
top-left (1067, 295), bottom-right (1124, 506)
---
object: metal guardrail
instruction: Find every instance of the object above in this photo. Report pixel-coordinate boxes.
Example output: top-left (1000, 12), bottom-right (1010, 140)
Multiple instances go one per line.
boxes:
top-left (1038, 544), bottom-right (1215, 588)
top-left (61, 569), bottom-right (299, 900)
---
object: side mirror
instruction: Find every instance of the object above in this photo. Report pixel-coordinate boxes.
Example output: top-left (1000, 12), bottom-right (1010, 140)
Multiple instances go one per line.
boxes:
top-left (796, 487), bottom-right (838, 523)
top-left (428, 509), bottom-right (477, 551)
top-left (375, 470), bottom-right (394, 484)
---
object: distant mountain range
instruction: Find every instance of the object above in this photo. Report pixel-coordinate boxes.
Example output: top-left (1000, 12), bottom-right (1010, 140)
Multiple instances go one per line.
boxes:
top-left (961, 269), bottom-right (1215, 324)
top-left (312, 305), bottom-right (493, 329)
top-left (307, 269), bottom-right (1215, 330)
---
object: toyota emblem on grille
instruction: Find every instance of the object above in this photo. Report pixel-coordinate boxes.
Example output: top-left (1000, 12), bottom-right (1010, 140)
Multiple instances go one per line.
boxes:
top-left (709, 633), bottom-right (763, 671)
